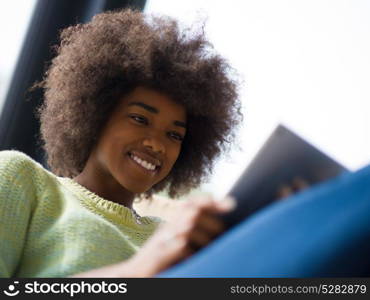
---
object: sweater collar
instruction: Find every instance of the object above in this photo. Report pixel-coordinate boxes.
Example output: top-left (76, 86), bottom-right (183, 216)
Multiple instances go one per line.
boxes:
top-left (58, 177), bottom-right (160, 229)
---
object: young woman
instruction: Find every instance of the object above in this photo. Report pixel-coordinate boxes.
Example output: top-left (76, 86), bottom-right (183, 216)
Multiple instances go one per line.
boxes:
top-left (0, 9), bottom-right (242, 277)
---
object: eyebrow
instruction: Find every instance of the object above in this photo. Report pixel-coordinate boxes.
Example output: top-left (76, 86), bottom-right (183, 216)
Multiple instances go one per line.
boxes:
top-left (128, 101), bottom-right (187, 129)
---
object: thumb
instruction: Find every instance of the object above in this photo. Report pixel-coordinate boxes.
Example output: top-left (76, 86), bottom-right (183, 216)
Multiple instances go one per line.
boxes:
top-left (213, 195), bottom-right (236, 212)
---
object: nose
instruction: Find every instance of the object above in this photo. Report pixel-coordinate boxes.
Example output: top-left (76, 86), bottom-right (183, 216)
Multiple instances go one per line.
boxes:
top-left (142, 136), bottom-right (165, 154)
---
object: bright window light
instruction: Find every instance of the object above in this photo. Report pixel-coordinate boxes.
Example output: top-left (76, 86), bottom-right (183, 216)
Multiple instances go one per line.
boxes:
top-left (146, 0), bottom-right (370, 197)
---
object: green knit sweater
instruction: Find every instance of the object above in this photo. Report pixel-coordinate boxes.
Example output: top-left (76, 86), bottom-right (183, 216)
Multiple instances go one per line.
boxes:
top-left (0, 150), bottom-right (161, 278)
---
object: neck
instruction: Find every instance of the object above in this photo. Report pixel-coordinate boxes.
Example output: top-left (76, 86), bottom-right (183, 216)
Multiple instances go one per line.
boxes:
top-left (73, 166), bottom-right (136, 209)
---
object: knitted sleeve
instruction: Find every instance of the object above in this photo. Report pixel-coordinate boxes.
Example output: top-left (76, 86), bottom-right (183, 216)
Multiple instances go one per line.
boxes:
top-left (0, 151), bottom-right (39, 277)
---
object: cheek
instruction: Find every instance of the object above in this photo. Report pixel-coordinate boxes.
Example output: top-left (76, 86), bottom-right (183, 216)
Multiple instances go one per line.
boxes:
top-left (96, 131), bottom-right (127, 166)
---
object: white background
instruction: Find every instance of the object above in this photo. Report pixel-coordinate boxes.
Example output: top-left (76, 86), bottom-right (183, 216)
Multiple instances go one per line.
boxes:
top-left (146, 0), bottom-right (370, 197)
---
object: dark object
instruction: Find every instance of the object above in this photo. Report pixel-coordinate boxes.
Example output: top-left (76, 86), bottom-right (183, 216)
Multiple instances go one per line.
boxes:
top-left (221, 124), bottom-right (349, 227)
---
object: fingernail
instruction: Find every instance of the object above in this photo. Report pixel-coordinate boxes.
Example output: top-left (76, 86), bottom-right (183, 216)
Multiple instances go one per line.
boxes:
top-left (218, 196), bottom-right (236, 210)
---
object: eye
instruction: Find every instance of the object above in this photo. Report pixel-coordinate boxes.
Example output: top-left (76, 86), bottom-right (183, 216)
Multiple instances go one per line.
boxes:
top-left (130, 115), bottom-right (148, 125)
top-left (168, 132), bottom-right (184, 142)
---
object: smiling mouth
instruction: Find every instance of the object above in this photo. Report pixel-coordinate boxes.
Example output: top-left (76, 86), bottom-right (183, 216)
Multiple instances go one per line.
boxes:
top-left (127, 152), bottom-right (160, 173)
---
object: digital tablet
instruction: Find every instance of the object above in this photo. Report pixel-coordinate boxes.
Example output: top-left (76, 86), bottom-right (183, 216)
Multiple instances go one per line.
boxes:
top-left (220, 124), bottom-right (349, 228)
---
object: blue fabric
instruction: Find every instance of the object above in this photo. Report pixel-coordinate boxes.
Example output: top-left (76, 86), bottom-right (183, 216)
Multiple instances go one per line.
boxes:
top-left (158, 165), bottom-right (370, 277)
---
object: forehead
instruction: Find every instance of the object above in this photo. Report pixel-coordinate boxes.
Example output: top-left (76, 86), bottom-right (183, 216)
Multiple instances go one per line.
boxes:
top-left (118, 86), bottom-right (186, 121)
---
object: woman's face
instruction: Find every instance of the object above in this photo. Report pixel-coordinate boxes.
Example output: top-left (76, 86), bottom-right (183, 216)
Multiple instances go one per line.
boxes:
top-left (90, 86), bottom-right (187, 194)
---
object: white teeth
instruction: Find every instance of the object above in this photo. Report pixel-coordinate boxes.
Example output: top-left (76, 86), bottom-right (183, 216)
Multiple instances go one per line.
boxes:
top-left (130, 153), bottom-right (156, 171)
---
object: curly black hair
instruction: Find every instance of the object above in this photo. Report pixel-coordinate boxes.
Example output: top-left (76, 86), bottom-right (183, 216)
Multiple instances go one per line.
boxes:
top-left (37, 8), bottom-right (243, 199)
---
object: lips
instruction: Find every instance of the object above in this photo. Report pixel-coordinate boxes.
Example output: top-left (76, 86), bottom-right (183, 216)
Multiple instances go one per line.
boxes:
top-left (128, 150), bottom-right (162, 168)
top-left (127, 150), bottom-right (162, 172)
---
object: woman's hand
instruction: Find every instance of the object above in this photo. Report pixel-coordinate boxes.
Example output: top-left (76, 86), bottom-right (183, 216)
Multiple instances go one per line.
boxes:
top-left (276, 177), bottom-right (310, 200)
top-left (126, 195), bottom-right (235, 277)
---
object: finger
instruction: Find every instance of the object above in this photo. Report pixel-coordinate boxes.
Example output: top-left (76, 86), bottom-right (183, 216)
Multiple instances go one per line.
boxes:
top-left (191, 195), bottom-right (236, 214)
top-left (188, 228), bottom-right (213, 249)
top-left (213, 196), bottom-right (237, 212)
top-left (182, 197), bottom-right (234, 233)
top-left (276, 185), bottom-right (293, 199)
top-left (162, 216), bottom-right (221, 249)
top-left (186, 195), bottom-right (214, 209)
top-left (292, 177), bottom-right (309, 191)
top-left (196, 212), bottom-right (226, 235)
